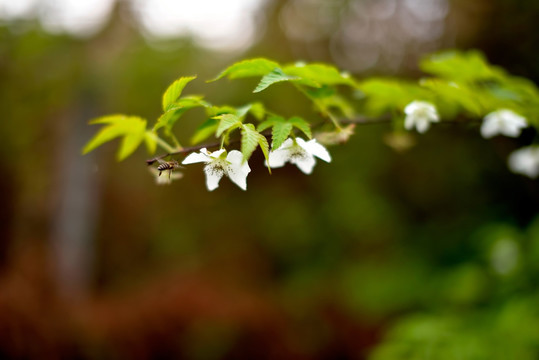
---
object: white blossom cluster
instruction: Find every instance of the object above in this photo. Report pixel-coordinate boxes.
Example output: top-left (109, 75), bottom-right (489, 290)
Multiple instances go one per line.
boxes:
top-left (404, 101), bottom-right (440, 133)
top-left (508, 146), bottom-right (539, 179)
top-left (404, 101), bottom-right (536, 179)
top-left (178, 137), bottom-right (331, 191)
top-left (153, 102), bottom-right (537, 189)
top-left (480, 109), bottom-right (527, 138)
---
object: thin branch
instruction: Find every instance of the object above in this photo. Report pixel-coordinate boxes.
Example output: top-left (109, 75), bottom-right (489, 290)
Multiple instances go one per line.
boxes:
top-left (145, 116), bottom-right (396, 165)
top-left (146, 131), bottom-right (271, 165)
top-left (344, 114), bottom-right (392, 125)
top-left (145, 115), bottom-right (479, 165)
top-left (146, 142), bottom-right (220, 165)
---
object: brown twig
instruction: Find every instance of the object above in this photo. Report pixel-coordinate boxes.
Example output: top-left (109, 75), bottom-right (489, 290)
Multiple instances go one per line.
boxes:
top-left (145, 115), bottom-right (478, 165)
top-left (344, 115), bottom-right (392, 125)
top-left (146, 142), bottom-right (222, 165)
top-left (146, 130), bottom-right (274, 165)
top-left (145, 117), bottom-right (385, 165)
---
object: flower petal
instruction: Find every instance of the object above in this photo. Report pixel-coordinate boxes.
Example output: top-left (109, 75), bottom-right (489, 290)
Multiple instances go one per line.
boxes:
top-left (226, 150), bottom-right (244, 165)
top-left (182, 149), bottom-right (211, 164)
top-left (427, 110), bottom-right (440, 122)
top-left (480, 117), bottom-right (498, 138)
top-left (301, 139), bottom-right (331, 163)
top-left (225, 150), bottom-right (251, 190)
top-left (508, 147), bottom-right (539, 178)
top-left (291, 153), bottom-right (316, 174)
top-left (499, 110), bottom-right (527, 127)
top-left (203, 165), bottom-right (224, 191)
top-left (416, 118), bottom-right (431, 134)
top-left (482, 110), bottom-right (527, 139)
top-left (267, 149), bottom-right (289, 168)
top-left (404, 115), bottom-right (415, 130)
top-left (404, 101), bottom-right (439, 133)
top-left (501, 122), bottom-right (524, 138)
top-left (274, 138), bottom-right (294, 151)
top-left (227, 150), bottom-right (251, 173)
top-left (208, 148), bottom-right (226, 159)
top-left (404, 101), bottom-right (422, 115)
top-left (227, 168), bottom-right (250, 191)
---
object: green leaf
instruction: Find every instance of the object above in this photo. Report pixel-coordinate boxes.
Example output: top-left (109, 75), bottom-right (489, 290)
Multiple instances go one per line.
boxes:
top-left (83, 124), bottom-right (127, 155)
top-left (209, 58), bottom-right (280, 82)
top-left (420, 79), bottom-right (484, 116)
top-left (144, 131), bottom-right (157, 154)
top-left (420, 50), bottom-right (505, 82)
top-left (256, 121), bottom-right (272, 132)
top-left (249, 102), bottom-right (266, 120)
top-left (162, 76), bottom-right (197, 111)
top-left (206, 105), bottom-right (237, 118)
top-left (253, 68), bottom-right (300, 93)
top-left (241, 124), bottom-right (262, 161)
top-left (256, 115), bottom-right (282, 132)
top-left (235, 102), bottom-right (266, 120)
top-left (256, 115), bottom-right (310, 146)
top-left (283, 63), bottom-right (358, 87)
top-left (326, 96), bottom-right (356, 119)
top-left (83, 115), bottom-right (147, 161)
top-left (191, 118), bottom-right (219, 144)
top-left (305, 85), bottom-right (337, 99)
top-left (191, 105), bottom-right (238, 144)
top-left (271, 122), bottom-right (293, 150)
top-left (89, 114), bottom-right (129, 125)
top-left (489, 78), bottom-right (539, 125)
top-left (257, 134), bottom-right (271, 173)
top-left (501, 77), bottom-right (539, 102)
top-left (118, 131), bottom-right (145, 161)
top-left (315, 92), bottom-right (356, 119)
top-left (215, 114), bottom-right (241, 137)
top-left (154, 109), bottom-right (183, 132)
top-left (176, 95), bottom-right (210, 109)
top-left (359, 78), bottom-right (431, 116)
top-left (154, 95), bottom-right (207, 132)
top-left (236, 104), bottom-right (252, 119)
top-left (257, 115), bottom-right (285, 131)
top-left (288, 116), bottom-right (312, 139)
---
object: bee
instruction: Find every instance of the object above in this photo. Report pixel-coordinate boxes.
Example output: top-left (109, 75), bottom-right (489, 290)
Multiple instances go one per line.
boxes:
top-left (157, 159), bottom-right (182, 179)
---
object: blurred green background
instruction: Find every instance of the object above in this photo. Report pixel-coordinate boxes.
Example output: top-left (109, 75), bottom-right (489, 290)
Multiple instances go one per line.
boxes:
top-left (0, 0), bottom-right (538, 359)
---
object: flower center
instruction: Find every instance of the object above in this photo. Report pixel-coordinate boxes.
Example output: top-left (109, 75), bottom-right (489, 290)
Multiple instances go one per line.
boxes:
top-left (205, 159), bottom-right (230, 177)
top-left (415, 108), bottom-right (430, 118)
top-left (289, 147), bottom-right (308, 160)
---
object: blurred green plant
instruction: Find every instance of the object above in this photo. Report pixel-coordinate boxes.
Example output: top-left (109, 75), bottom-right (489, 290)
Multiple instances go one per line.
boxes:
top-left (368, 217), bottom-right (539, 360)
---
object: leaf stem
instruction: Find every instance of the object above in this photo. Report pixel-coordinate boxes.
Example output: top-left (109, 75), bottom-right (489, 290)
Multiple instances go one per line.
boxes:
top-left (220, 135), bottom-right (226, 149)
top-left (293, 83), bottom-right (343, 131)
top-left (166, 131), bottom-right (183, 150)
top-left (153, 135), bottom-right (176, 153)
top-left (326, 111), bottom-right (344, 131)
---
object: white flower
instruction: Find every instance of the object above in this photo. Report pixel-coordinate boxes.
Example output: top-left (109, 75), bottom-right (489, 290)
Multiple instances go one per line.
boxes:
top-left (404, 101), bottom-right (440, 134)
top-left (267, 138), bottom-right (331, 174)
top-left (149, 167), bottom-right (183, 185)
top-left (481, 109), bottom-right (527, 138)
top-left (182, 148), bottom-right (251, 191)
top-left (508, 146), bottom-right (539, 178)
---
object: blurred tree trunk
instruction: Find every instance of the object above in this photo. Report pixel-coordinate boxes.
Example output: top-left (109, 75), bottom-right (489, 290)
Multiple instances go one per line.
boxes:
top-left (50, 100), bottom-right (100, 301)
